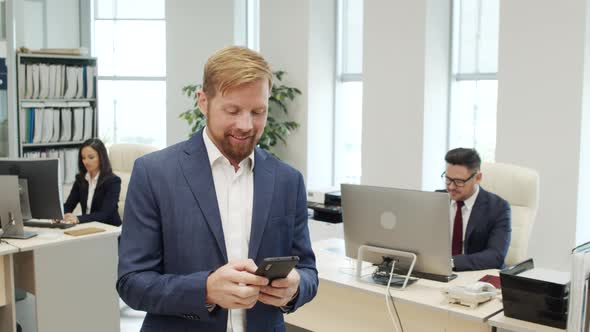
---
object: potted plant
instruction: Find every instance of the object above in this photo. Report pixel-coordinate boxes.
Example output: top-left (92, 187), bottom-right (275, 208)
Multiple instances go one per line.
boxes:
top-left (179, 70), bottom-right (301, 154)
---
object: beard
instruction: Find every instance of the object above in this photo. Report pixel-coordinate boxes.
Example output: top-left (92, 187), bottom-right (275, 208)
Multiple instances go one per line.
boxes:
top-left (207, 123), bottom-right (260, 163)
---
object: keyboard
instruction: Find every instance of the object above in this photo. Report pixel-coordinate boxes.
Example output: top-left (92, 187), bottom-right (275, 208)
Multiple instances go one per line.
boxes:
top-left (24, 221), bottom-right (76, 229)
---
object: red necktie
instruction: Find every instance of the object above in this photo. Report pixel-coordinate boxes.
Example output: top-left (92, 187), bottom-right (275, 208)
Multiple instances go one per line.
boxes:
top-left (452, 201), bottom-right (465, 256)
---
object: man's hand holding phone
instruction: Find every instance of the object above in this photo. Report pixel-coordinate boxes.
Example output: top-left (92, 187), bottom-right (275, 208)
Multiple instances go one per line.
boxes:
top-left (205, 259), bottom-right (269, 310)
top-left (255, 256), bottom-right (301, 307)
top-left (258, 269), bottom-right (300, 307)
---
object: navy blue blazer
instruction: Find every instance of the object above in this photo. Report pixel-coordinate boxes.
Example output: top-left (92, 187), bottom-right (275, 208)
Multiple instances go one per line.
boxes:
top-left (453, 187), bottom-right (512, 271)
top-left (63, 173), bottom-right (122, 226)
top-left (117, 129), bottom-right (318, 332)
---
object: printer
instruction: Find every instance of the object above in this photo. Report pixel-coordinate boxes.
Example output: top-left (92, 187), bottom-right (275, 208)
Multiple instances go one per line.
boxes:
top-left (500, 258), bottom-right (570, 329)
top-left (307, 190), bottom-right (342, 223)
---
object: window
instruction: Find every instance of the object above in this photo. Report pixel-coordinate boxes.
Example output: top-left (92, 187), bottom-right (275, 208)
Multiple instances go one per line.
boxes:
top-left (93, 0), bottom-right (166, 147)
top-left (449, 0), bottom-right (499, 161)
top-left (334, 0), bottom-right (363, 185)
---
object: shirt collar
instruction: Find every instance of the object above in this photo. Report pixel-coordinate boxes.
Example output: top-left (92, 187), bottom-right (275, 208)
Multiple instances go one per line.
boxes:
top-left (452, 185), bottom-right (480, 211)
top-left (85, 171), bottom-right (100, 183)
top-left (203, 127), bottom-right (255, 172)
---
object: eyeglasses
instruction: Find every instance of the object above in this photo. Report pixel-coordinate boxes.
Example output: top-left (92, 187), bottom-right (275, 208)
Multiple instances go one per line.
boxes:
top-left (441, 171), bottom-right (477, 187)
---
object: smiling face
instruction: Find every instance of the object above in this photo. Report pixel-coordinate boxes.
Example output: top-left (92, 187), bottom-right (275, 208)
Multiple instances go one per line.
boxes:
top-left (81, 146), bottom-right (100, 177)
top-left (197, 79), bottom-right (269, 166)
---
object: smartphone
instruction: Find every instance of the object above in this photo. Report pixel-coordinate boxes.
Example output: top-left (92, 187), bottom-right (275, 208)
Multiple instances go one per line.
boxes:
top-left (255, 256), bottom-right (300, 281)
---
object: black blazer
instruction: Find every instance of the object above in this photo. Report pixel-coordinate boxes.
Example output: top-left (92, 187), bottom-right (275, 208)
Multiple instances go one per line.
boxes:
top-left (63, 173), bottom-right (122, 226)
top-left (453, 188), bottom-right (511, 271)
top-left (437, 187), bottom-right (512, 271)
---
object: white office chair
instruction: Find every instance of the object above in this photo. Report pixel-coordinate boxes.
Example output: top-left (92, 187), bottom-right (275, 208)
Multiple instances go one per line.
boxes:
top-left (480, 162), bottom-right (540, 267)
top-left (109, 143), bottom-right (159, 221)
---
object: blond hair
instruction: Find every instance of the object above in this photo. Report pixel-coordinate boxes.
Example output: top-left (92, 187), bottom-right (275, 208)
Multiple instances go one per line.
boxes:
top-left (202, 46), bottom-right (273, 98)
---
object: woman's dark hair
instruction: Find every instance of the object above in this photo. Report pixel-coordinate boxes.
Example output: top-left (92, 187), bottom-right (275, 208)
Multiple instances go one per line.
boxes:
top-left (445, 148), bottom-right (481, 171)
top-left (77, 138), bottom-right (113, 181)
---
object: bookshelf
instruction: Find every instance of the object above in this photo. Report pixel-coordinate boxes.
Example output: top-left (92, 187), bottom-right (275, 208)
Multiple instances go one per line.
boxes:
top-left (16, 53), bottom-right (98, 184)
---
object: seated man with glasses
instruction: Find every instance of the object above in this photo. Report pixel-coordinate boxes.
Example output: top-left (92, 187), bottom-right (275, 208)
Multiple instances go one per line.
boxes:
top-left (441, 148), bottom-right (511, 271)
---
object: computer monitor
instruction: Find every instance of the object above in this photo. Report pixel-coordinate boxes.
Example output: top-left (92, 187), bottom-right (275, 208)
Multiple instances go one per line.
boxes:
top-left (0, 175), bottom-right (37, 239)
top-left (341, 184), bottom-right (456, 282)
top-left (0, 158), bottom-right (64, 220)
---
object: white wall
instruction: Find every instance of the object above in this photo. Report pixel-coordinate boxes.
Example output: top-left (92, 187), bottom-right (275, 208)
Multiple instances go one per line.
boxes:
top-left (17, 0), bottom-right (79, 49)
top-left (577, 0), bottom-right (590, 247)
top-left (496, 0), bottom-right (588, 270)
top-left (166, 0), bottom-right (236, 146)
top-left (362, 0), bottom-right (450, 190)
top-left (46, 0), bottom-right (79, 48)
top-left (422, 0), bottom-right (451, 191)
top-left (306, 0), bottom-right (336, 189)
top-left (259, 0), bottom-right (310, 180)
top-left (259, 0), bottom-right (336, 187)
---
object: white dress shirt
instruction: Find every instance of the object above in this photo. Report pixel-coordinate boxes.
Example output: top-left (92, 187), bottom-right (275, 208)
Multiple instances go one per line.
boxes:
top-left (203, 128), bottom-right (254, 332)
top-left (85, 171), bottom-right (100, 213)
top-left (449, 185), bottom-right (480, 254)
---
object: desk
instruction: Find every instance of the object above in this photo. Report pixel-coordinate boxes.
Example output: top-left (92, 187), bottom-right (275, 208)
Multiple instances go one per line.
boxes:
top-left (4, 222), bottom-right (121, 332)
top-left (488, 311), bottom-right (565, 332)
top-left (285, 238), bottom-right (503, 332)
top-left (0, 243), bottom-right (18, 332)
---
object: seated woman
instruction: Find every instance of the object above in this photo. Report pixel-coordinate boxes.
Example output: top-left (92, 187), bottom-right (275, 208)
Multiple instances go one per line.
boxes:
top-left (63, 138), bottom-right (122, 226)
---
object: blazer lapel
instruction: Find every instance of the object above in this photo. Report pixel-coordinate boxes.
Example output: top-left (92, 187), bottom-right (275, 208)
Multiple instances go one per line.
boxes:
top-left (464, 187), bottom-right (489, 252)
top-left (248, 149), bottom-right (276, 260)
top-left (180, 130), bottom-right (228, 261)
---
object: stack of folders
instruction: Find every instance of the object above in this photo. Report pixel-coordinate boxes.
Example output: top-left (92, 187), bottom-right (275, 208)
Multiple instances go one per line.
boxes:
top-left (18, 62), bottom-right (95, 99)
top-left (21, 101), bottom-right (94, 144)
top-left (23, 148), bottom-right (78, 184)
top-left (568, 242), bottom-right (590, 331)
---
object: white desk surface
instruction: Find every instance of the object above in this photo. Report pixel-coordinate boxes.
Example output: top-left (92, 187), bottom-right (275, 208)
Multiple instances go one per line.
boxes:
top-left (314, 238), bottom-right (503, 322)
top-left (0, 242), bottom-right (18, 256)
top-left (488, 311), bottom-right (565, 332)
top-left (4, 221), bottom-right (121, 251)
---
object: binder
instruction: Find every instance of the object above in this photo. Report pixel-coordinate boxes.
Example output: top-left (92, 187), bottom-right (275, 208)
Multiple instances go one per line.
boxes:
top-left (19, 108), bottom-right (26, 143)
top-left (64, 66), bottom-right (77, 99)
top-left (86, 66), bottom-right (94, 98)
top-left (41, 107), bottom-right (54, 143)
top-left (75, 67), bottom-right (84, 99)
top-left (28, 108), bottom-right (34, 143)
top-left (48, 64), bottom-right (58, 98)
top-left (83, 107), bottom-right (93, 139)
top-left (57, 65), bottom-right (66, 97)
top-left (568, 246), bottom-right (590, 331)
top-left (64, 148), bottom-right (78, 183)
top-left (25, 64), bottom-right (33, 99)
top-left (32, 108), bottom-right (44, 143)
top-left (50, 109), bottom-right (60, 142)
top-left (32, 64), bottom-right (40, 99)
top-left (59, 108), bottom-right (72, 142)
top-left (18, 62), bottom-right (26, 97)
top-left (39, 64), bottom-right (50, 99)
top-left (71, 108), bottom-right (84, 141)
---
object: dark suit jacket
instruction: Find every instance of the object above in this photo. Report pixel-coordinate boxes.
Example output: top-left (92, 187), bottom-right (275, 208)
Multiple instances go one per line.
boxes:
top-left (63, 173), bottom-right (122, 226)
top-left (117, 129), bottom-right (318, 332)
top-left (453, 187), bottom-right (512, 271)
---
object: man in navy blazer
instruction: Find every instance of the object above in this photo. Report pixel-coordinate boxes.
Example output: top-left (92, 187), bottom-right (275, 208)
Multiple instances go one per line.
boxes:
top-left (117, 46), bottom-right (318, 332)
top-left (442, 148), bottom-right (511, 271)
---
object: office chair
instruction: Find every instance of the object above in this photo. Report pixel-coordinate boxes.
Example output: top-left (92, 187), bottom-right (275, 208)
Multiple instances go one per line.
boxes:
top-left (480, 162), bottom-right (540, 266)
top-left (109, 143), bottom-right (159, 221)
